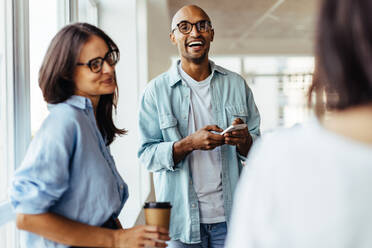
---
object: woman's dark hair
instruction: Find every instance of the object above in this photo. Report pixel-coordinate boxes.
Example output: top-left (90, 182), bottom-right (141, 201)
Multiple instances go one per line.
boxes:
top-left (39, 22), bottom-right (126, 145)
top-left (309, 0), bottom-right (372, 115)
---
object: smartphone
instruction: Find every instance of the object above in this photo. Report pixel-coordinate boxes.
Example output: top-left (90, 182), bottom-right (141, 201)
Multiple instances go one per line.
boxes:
top-left (220, 123), bottom-right (247, 135)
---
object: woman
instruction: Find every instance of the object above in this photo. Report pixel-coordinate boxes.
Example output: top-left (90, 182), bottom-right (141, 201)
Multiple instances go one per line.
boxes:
top-left (226, 0), bottom-right (372, 247)
top-left (10, 23), bottom-right (169, 248)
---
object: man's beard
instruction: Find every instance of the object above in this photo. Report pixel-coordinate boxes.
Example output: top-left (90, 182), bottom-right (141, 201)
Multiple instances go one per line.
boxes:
top-left (185, 50), bottom-right (208, 64)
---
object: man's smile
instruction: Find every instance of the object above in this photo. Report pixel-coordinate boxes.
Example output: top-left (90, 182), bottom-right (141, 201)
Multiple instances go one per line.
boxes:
top-left (186, 39), bottom-right (205, 52)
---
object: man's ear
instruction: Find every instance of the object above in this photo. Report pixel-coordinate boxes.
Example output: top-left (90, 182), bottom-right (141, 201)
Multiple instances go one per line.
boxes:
top-left (211, 29), bottom-right (214, 42)
top-left (170, 32), bottom-right (177, 45)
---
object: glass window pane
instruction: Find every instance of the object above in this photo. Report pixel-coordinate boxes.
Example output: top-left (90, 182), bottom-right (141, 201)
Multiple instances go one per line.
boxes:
top-left (78, 0), bottom-right (98, 25)
top-left (0, 57), bottom-right (6, 204)
top-left (29, 0), bottom-right (59, 136)
top-left (211, 56), bottom-right (241, 74)
top-left (243, 56), bottom-right (314, 132)
top-left (0, 222), bottom-right (16, 247)
top-left (0, 0), bottom-right (7, 204)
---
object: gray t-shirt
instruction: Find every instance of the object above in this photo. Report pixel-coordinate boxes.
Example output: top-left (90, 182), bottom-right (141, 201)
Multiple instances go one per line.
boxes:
top-left (178, 63), bottom-right (225, 224)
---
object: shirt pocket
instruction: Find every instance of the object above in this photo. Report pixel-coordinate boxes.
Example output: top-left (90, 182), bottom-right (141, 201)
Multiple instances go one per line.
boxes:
top-left (159, 114), bottom-right (179, 141)
top-left (225, 105), bottom-right (249, 125)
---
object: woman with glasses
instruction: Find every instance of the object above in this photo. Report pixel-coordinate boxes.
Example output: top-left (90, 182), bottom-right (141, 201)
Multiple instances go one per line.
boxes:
top-left (225, 0), bottom-right (372, 247)
top-left (10, 23), bottom-right (169, 248)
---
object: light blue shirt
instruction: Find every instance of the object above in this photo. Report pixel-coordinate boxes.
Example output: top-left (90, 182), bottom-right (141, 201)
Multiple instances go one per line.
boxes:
top-left (138, 60), bottom-right (261, 243)
top-left (10, 95), bottom-right (128, 248)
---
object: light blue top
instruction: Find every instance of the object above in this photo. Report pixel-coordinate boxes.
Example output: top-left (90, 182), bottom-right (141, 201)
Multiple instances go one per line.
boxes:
top-left (138, 60), bottom-right (261, 243)
top-left (9, 95), bottom-right (128, 248)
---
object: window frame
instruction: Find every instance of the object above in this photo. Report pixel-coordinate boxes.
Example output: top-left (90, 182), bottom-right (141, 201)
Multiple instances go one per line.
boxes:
top-left (0, 0), bottom-right (71, 230)
top-left (0, 0), bottom-right (17, 222)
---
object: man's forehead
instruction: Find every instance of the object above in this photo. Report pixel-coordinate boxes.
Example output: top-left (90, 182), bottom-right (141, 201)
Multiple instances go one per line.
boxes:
top-left (171, 6), bottom-right (210, 30)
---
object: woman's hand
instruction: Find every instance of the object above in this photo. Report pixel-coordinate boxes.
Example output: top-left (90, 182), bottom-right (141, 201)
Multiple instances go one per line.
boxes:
top-left (114, 225), bottom-right (170, 248)
top-left (15, 213), bottom-right (169, 247)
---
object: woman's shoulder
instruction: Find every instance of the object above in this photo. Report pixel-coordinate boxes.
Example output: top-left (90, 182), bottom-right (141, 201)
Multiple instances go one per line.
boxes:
top-left (257, 121), bottom-right (319, 150)
top-left (38, 100), bottom-right (90, 137)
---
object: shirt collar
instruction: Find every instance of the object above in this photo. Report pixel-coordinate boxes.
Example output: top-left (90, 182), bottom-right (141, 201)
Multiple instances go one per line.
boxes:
top-left (63, 95), bottom-right (93, 110)
top-left (168, 59), bottom-right (227, 87)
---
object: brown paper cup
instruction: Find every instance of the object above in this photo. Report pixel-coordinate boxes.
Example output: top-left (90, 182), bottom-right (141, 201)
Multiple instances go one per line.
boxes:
top-left (144, 202), bottom-right (172, 229)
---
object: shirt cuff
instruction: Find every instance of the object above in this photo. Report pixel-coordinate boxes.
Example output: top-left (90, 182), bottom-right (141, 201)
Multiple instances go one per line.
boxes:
top-left (156, 141), bottom-right (179, 171)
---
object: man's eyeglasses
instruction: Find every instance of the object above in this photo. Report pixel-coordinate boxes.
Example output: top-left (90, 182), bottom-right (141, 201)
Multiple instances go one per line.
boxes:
top-left (77, 49), bottom-right (120, 73)
top-left (172, 20), bottom-right (212, 35)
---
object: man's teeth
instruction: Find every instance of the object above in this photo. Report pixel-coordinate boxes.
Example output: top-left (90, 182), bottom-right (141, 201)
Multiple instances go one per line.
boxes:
top-left (188, 41), bottom-right (203, 47)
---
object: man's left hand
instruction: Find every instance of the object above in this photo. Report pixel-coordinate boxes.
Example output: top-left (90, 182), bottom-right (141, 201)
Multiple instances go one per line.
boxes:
top-left (223, 118), bottom-right (253, 157)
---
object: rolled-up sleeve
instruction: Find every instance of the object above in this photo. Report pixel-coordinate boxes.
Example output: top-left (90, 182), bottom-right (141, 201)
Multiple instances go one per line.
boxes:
top-left (10, 114), bottom-right (75, 214)
top-left (137, 86), bottom-right (177, 172)
top-left (245, 82), bottom-right (261, 141)
top-left (237, 82), bottom-right (261, 161)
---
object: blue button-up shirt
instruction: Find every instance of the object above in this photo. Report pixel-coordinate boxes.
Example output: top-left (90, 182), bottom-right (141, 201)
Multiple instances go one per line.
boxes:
top-left (138, 60), bottom-right (261, 243)
top-left (10, 95), bottom-right (128, 248)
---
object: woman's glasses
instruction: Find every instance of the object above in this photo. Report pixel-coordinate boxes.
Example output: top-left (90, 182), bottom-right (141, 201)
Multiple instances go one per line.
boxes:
top-left (77, 49), bottom-right (120, 73)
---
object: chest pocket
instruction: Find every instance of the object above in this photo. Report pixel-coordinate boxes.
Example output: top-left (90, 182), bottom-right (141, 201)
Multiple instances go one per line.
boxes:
top-left (225, 105), bottom-right (249, 125)
top-left (159, 114), bottom-right (179, 141)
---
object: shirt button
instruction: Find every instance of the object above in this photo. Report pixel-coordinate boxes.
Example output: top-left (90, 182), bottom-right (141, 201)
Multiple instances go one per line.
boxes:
top-left (120, 185), bottom-right (124, 190)
top-left (191, 203), bottom-right (196, 208)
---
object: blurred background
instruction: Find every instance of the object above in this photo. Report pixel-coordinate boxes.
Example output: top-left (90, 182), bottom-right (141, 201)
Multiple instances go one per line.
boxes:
top-left (0, 0), bottom-right (316, 246)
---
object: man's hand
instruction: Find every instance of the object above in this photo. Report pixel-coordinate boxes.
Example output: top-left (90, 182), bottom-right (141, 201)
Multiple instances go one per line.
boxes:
top-left (189, 125), bottom-right (225, 150)
top-left (173, 125), bottom-right (224, 164)
top-left (223, 118), bottom-right (252, 157)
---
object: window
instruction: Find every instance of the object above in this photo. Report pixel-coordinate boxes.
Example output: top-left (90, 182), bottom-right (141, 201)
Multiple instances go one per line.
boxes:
top-left (0, 0), bottom-right (16, 246)
top-left (0, 1), bottom-right (71, 247)
top-left (78, 0), bottom-right (98, 25)
top-left (207, 56), bottom-right (314, 133)
top-left (0, 0), bottom-right (12, 207)
top-left (29, 0), bottom-right (60, 135)
top-left (29, 0), bottom-right (98, 135)
top-left (0, 37), bottom-right (6, 204)
top-left (0, 222), bottom-right (16, 248)
top-left (243, 56), bottom-right (314, 132)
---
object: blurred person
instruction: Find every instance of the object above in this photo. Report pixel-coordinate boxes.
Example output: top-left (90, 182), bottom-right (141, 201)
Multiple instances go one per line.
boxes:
top-left (138, 5), bottom-right (260, 248)
top-left (225, 0), bottom-right (372, 247)
top-left (9, 23), bottom-right (169, 248)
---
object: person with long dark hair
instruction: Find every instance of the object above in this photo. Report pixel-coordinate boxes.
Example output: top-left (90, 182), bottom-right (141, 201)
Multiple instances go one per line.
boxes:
top-left (225, 0), bottom-right (372, 247)
top-left (10, 23), bottom-right (169, 248)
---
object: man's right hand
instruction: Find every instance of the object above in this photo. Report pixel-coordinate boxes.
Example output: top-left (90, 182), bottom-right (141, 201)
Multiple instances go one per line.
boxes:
top-left (189, 125), bottom-right (225, 150)
top-left (173, 125), bottom-right (224, 164)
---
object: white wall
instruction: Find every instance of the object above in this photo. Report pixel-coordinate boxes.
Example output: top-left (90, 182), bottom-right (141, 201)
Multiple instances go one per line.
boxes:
top-left (96, 0), bottom-right (179, 228)
top-left (97, 0), bottom-right (150, 228)
top-left (147, 0), bottom-right (175, 80)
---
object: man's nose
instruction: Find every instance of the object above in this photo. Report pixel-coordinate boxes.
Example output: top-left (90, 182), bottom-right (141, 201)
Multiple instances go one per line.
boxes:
top-left (189, 24), bottom-right (200, 36)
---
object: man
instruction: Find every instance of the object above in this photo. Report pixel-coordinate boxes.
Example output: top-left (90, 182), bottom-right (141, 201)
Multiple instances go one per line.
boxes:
top-left (138, 5), bottom-right (260, 248)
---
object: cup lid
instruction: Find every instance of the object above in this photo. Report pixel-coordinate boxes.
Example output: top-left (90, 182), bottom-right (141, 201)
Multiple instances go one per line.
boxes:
top-left (144, 202), bottom-right (172, 209)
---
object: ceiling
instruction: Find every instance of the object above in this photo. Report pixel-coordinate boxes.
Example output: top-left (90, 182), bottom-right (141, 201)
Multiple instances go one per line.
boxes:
top-left (167, 0), bottom-right (317, 55)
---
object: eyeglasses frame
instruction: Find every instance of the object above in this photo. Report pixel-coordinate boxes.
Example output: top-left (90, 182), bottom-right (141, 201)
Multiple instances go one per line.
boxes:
top-left (172, 20), bottom-right (212, 34)
top-left (76, 49), bottom-right (120, 73)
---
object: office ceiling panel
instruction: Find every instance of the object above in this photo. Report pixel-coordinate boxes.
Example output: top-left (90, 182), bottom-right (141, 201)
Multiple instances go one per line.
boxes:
top-left (167, 0), bottom-right (317, 55)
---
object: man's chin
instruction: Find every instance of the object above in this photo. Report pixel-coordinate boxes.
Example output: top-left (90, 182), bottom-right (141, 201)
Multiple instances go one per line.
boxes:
top-left (184, 53), bottom-right (207, 64)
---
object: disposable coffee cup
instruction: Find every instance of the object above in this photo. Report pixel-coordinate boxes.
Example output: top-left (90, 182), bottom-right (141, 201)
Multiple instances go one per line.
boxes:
top-left (144, 202), bottom-right (172, 229)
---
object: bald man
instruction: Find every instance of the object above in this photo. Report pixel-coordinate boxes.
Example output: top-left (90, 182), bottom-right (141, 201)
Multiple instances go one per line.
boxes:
top-left (138, 5), bottom-right (261, 248)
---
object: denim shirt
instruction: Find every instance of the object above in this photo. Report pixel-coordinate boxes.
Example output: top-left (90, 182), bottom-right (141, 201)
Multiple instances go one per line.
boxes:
top-left (10, 95), bottom-right (128, 248)
top-left (138, 60), bottom-right (261, 243)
